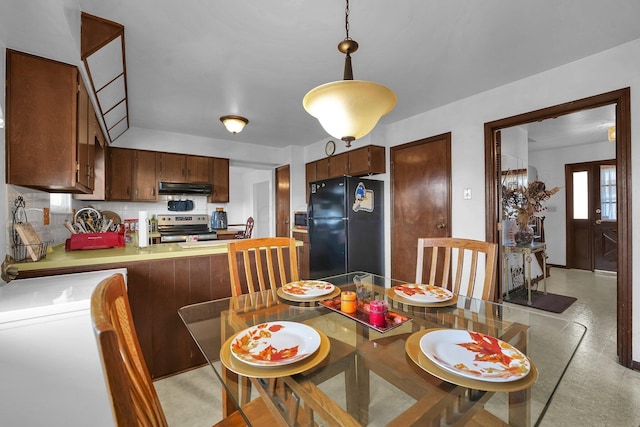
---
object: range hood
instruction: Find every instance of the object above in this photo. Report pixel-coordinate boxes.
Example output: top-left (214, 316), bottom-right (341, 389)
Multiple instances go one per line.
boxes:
top-left (158, 182), bottom-right (212, 195)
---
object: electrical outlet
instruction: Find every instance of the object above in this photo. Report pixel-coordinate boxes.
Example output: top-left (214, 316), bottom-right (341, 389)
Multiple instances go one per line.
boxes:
top-left (463, 188), bottom-right (472, 200)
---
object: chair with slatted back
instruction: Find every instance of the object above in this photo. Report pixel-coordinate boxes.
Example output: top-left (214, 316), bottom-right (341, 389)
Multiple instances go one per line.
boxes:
top-left (416, 237), bottom-right (498, 301)
top-left (357, 238), bottom-right (500, 424)
top-left (225, 237), bottom-right (359, 421)
top-left (227, 237), bottom-right (298, 297)
top-left (234, 217), bottom-right (254, 239)
top-left (91, 272), bottom-right (278, 427)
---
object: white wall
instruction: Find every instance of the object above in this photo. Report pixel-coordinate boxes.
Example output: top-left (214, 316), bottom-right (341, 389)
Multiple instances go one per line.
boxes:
top-left (381, 38), bottom-right (640, 361)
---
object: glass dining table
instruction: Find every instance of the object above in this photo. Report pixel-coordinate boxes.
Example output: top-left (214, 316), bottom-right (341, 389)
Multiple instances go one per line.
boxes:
top-left (178, 272), bottom-right (586, 427)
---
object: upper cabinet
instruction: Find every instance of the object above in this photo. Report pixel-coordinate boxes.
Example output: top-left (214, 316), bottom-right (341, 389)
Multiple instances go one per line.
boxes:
top-left (305, 145), bottom-right (386, 197)
top-left (209, 157), bottom-right (230, 203)
top-left (6, 50), bottom-right (96, 193)
top-left (106, 148), bottom-right (158, 201)
top-left (186, 156), bottom-right (211, 183)
top-left (159, 153), bottom-right (186, 183)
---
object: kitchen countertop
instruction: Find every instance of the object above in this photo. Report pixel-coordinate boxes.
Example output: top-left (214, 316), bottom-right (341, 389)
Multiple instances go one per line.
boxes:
top-left (11, 238), bottom-right (303, 273)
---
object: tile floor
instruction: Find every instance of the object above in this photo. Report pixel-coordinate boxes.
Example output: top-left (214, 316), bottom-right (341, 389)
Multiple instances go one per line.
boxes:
top-left (155, 268), bottom-right (640, 426)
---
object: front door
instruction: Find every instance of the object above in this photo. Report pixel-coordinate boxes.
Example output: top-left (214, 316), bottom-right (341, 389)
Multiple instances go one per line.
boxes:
top-left (275, 165), bottom-right (291, 237)
top-left (391, 133), bottom-right (452, 282)
top-left (566, 159), bottom-right (617, 272)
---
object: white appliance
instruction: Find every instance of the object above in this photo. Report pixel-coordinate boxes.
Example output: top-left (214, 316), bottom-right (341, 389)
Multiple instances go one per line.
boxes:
top-left (0, 268), bottom-right (127, 426)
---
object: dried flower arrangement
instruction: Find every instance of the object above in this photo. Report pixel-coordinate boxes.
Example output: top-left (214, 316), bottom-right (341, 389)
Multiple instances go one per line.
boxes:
top-left (502, 180), bottom-right (560, 230)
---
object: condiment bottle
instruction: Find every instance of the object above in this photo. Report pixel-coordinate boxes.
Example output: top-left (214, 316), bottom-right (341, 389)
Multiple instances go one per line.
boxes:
top-left (341, 291), bottom-right (357, 314)
top-left (369, 300), bottom-right (387, 327)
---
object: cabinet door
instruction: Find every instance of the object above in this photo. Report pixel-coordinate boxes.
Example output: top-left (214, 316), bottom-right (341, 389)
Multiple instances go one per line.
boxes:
top-left (6, 50), bottom-right (82, 192)
top-left (107, 147), bottom-right (134, 200)
top-left (159, 152), bottom-right (186, 182)
top-left (186, 156), bottom-right (210, 183)
top-left (133, 150), bottom-right (158, 201)
top-left (329, 152), bottom-right (349, 178)
top-left (209, 157), bottom-right (229, 203)
top-left (348, 145), bottom-right (386, 176)
top-left (316, 158), bottom-right (330, 180)
top-left (77, 77), bottom-right (91, 190)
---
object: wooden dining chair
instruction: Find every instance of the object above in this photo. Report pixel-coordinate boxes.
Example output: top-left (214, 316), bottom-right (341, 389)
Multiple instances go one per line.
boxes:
top-left (235, 217), bottom-right (254, 239)
top-left (225, 237), bottom-right (359, 421)
top-left (90, 273), bottom-right (277, 427)
top-left (227, 237), bottom-right (299, 297)
top-left (416, 237), bottom-right (498, 301)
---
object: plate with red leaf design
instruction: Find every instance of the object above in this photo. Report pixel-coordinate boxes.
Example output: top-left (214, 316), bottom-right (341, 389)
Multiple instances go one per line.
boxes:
top-left (393, 284), bottom-right (453, 303)
top-left (230, 321), bottom-right (321, 367)
top-left (419, 329), bottom-right (530, 382)
top-left (281, 280), bottom-right (335, 298)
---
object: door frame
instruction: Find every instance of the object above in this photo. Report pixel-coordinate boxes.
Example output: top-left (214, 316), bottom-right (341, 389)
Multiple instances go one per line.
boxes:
top-left (484, 88), bottom-right (632, 367)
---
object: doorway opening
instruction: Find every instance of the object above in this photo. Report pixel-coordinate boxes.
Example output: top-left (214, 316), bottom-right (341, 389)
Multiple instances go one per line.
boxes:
top-left (484, 88), bottom-right (632, 368)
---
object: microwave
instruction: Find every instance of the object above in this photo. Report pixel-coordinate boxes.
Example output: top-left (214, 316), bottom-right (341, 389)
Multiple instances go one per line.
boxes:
top-left (294, 211), bottom-right (308, 228)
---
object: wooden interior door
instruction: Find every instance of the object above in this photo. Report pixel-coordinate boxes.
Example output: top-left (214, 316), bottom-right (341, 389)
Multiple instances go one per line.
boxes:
top-left (391, 133), bottom-right (452, 282)
top-left (275, 165), bottom-right (290, 237)
top-left (566, 159), bottom-right (617, 272)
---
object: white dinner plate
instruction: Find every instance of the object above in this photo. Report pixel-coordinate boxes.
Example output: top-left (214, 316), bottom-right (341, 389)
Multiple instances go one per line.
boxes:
top-left (281, 280), bottom-right (335, 298)
top-left (393, 284), bottom-right (453, 303)
top-left (230, 321), bottom-right (321, 367)
top-left (419, 329), bottom-right (531, 382)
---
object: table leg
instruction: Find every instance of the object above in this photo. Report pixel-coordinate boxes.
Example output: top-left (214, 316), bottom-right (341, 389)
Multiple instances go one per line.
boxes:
top-left (525, 253), bottom-right (532, 305)
top-left (503, 251), bottom-right (510, 301)
top-left (542, 249), bottom-right (547, 295)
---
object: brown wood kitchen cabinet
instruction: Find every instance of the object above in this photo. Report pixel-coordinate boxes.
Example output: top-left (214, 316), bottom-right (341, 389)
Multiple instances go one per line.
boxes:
top-left (346, 145), bottom-right (385, 176)
top-left (186, 155), bottom-right (210, 182)
top-left (107, 147), bottom-right (158, 201)
top-left (208, 157), bottom-right (230, 203)
top-left (292, 231), bottom-right (310, 279)
top-left (328, 152), bottom-right (349, 177)
top-left (6, 50), bottom-right (97, 193)
top-left (158, 152), bottom-right (186, 182)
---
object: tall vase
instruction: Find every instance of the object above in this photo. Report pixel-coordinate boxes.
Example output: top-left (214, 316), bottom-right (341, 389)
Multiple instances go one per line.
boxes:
top-left (514, 224), bottom-right (534, 246)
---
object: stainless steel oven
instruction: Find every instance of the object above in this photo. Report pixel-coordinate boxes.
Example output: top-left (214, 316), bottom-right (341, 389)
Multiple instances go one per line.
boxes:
top-left (157, 214), bottom-right (218, 243)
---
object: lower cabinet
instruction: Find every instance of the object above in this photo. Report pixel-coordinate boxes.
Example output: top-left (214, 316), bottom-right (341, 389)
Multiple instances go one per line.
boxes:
top-left (293, 231), bottom-right (310, 279)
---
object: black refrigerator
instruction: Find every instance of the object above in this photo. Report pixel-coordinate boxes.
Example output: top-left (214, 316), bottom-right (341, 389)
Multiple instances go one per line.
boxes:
top-left (308, 176), bottom-right (384, 279)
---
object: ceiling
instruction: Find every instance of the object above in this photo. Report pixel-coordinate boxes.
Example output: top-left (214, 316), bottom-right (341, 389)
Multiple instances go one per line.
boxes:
top-left (2, 0), bottom-right (640, 148)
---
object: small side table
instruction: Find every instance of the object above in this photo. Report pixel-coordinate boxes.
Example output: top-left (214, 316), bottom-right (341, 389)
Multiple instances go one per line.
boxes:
top-left (503, 242), bottom-right (547, 305)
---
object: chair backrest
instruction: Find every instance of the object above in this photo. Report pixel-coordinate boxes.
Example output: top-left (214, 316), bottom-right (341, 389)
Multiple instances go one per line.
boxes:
top-left (227, 237), bottom-right (299, 297)
top-left (91, 273), bottom-right (168, 427)
top-left (242, 217), bottom-right (254, 239)
top-left (415, 237), bottom-right (498, 301)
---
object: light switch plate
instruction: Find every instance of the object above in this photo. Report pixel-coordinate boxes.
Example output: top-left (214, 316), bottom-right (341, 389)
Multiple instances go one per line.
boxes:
top-left (463, 188), bottom-right (472, 199)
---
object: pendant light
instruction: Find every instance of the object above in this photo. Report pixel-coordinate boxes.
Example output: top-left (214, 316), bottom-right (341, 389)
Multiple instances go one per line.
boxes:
top-left (303, 0), bottom-right (396, 147)
top-left (220, 115), bottom-right (248, 134)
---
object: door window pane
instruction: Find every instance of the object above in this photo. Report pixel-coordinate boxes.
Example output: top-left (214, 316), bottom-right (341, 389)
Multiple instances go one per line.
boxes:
top-left (573, 171), bottom-right (588, 219)
top-left (600, 165), bottom-right (616, 221)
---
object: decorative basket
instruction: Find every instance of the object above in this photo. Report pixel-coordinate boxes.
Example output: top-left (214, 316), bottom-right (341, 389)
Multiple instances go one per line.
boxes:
top-left (11, 241), bottom-right (50, 263)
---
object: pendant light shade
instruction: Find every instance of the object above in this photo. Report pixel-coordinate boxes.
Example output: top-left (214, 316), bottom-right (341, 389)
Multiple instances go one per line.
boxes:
top-left (220, 115), bottom-right (248, 134)
top-left (303, 80), bottom-right (396, 145)
top-left (303, 0), bottom-right (396, 147)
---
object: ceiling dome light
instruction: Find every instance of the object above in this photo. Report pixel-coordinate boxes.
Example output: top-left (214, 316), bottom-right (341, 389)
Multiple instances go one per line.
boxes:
top-left (303, 0), bottom-right (396, 148)
top-left (220, 115), bottom-right (248, 134)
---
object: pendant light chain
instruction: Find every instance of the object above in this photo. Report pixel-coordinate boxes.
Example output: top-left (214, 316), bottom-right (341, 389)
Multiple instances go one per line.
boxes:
top-left (345, 0), bottom-right (351, 40)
